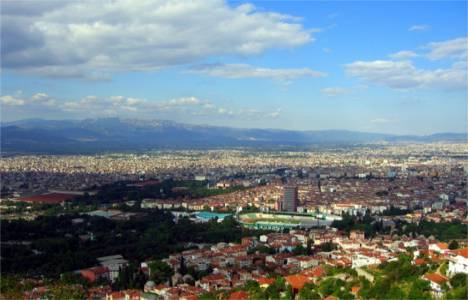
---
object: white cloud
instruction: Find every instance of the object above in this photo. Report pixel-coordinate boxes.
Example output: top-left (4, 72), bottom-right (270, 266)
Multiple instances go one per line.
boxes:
top-left (266, 108), bottom-right (282, 119)
top-left (191, 102), bottom-right (281, 120)
top-left (0, 93), bottom-right (57, 107)
top-left (321, 87), bottom-right (349, 96)
top-left (389, 50), bottom-right (418, 60)
top-left (1, 93), bottom-right (281, 120)
top-left (1, 0), bottom-right (313, 78)
top-left (409, 24), bottom-right (430, 32)
top-left (345, 60), bottom-right (467, 90)
top-left (370, 118), bottom-right (397, 124)
top-left (166, 97), bottom-right (201, 106)
top-left (30, 92), bottom-right (57, 106)
top-left (189, 63), bottom-right (326, 81)
top-left (347, 37), bottom-right (468, 91)
top-left (426, 37), bottom-right (468, 60)
top-left (63, 95), bottom-right (207, 112)
top-left (0, 95), bottom-right (26, 106)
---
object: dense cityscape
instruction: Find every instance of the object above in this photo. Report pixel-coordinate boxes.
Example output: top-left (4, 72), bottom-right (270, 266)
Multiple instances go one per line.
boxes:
top-left (1, 143), bottom-right (467, 299)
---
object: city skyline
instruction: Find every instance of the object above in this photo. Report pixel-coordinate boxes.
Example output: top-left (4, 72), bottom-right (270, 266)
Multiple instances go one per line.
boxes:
top-left (1, 0), bottom-right (467, 135)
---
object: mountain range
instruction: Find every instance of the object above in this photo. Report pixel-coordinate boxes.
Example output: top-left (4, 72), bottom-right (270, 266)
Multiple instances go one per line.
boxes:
top-left (1, 118), bottom-right (466, 154)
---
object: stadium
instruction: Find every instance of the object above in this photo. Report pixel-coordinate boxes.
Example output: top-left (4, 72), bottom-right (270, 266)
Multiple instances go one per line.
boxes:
top-left (238, 212), bottom-right (342, 231)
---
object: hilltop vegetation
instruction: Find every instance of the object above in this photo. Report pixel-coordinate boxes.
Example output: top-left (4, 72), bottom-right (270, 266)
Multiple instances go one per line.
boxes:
top-left (1, 213), bottom-right (265, 278)
top-left (203, 254), bottom-right (467, 300)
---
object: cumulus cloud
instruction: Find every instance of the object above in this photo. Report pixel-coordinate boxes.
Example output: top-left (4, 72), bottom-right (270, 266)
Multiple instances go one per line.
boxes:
top-left (389, 50), bottom-right (418, 60)
top-left (346, 60), bottom-right (467, 90)
top-left (191, 102), bottom-right (281, 120)
top-left (1, 0), bottom-right (313, 79)
top-left (320, 87), bottom-right (349, 96)
top-left (409, 24), bottom-right (430, 32)
top-left (164, 97), bottom-right (202, 107)
top-left (0, 95), bottom-right (26, 106)
top-left (266, 108), bottom-right (282, 119)
top-left (347, 37), bottom-right (468, 90)
top-left (189, 63), bottom-right (325, 81)
top-left (426, 37), bottom-right (468, 60)
top-left (62, 95), bottom-right (209, 113)
top-left (370, 118), bottom-right (397, 124)
top-left (0, 92), bottom-right (58, 107)
top-left (1, 93), bottom-right (281, 120)
top-left (30, 92), bottom-right (57, 106)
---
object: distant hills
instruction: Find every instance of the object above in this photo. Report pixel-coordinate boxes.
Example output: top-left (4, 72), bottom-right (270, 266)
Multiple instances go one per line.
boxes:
top-left (1, 118), bottom-right (466, 154)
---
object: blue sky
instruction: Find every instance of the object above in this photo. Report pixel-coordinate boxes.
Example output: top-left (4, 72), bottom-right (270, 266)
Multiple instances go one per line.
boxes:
top-left (1, 0), bottom-right (467, 134)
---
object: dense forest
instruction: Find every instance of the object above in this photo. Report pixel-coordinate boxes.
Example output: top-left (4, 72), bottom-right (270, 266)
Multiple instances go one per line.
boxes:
top-left (1, 211), bottom-right (266, 278)
top-left (74, 179), bottom-right (245, 205)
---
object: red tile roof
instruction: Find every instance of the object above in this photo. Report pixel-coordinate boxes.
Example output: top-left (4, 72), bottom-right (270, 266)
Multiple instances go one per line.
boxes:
top-left (414, 258), bottom-right (426, 265)
top-left (436, 242), bottom-right (449, 250)
top-left (256, 277), bottom-right (275, 286)
top-left (133, 180), bottom-right (160, 187)
top-left (229, 291), bottom-right (248, 300)
top-left (20, 193), bottom-right (76, 204)
top-left (108, 291), bottom-right (125, 300)
top-left (79, 266), bottom-right (109, 282)
top-left (455, 248), bottom-right (468, 259)
top-left (423, 273), bottom-right (448, 284)
top-left (200, 274), bottom-right (226, 283)
top-left (351, 286), bottom-right (361, 294)
top-left (285, 274), bottom-right (310, 290)
top-left (303, 266), bottom-right (325, 278)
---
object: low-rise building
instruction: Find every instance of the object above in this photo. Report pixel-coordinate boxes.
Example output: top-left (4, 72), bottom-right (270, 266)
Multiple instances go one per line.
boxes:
top-left (448, 248), bottom-right (468, 275)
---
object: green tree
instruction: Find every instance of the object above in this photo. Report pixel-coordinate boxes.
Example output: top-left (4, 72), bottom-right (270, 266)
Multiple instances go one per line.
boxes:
top-left (366, 277), bottom-right (392, 299)
top-left (0, 275), bottom-right (24, 300)
top-left (265, 277), bottom-right (286, 299)
top-left (407, 279), bottom-right (431, 300)
top-left (320, 242), bottom-right (337, 252)
top-left (385, 285), bottom-right (406, 300)
top-left (244, 280), bottom-right (261, 293)
top-left (252, 245), bottom-right (275, 255)
top-left (198, 292), bottom-right (218, 300)
top-left (445, 286), bottom-right (468, 300)
top-left (298, 283), bottom-right (320, 300)
top-left (448, 240), bottom-right (459, 250)
top-left (60, 272), bottom-right (89, 286)
top-left (249, 291), bottom-right (266, 300)
top-left (439, 261), bottom-right (449, 275)
top-left (450, 273), bottom-right (467, 288)
top-left (114, 264), bottom-right (135, 290)
top-left (292, 245), bottom-right (308, 256)
top-left (179, 256), bottom-right (188, 275)
top-left (319, 278), bottom-right (342, 297)
top-left (306, 239), bottom-right (314, 255)
top-left (281, 284), bottom-right (293, 300)
top-left (46, 284), bottom-right (87, 300)
top-left (148, 260), bottom-right (174, 284)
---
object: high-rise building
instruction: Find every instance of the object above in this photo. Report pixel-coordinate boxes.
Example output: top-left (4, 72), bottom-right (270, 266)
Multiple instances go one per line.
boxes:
top-left (275, 199), bottom-right (283, 211)
top-left (282, 185), bottom-right (298, 212)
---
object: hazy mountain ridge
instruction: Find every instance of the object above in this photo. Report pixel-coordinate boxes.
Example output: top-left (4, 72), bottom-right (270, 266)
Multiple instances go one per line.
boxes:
top-left (1, 118), bottom-right (466, 154)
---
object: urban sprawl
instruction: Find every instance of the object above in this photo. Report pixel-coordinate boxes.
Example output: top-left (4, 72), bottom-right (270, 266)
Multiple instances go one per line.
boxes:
top-left (1, 143), bottom-right (467, 300)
